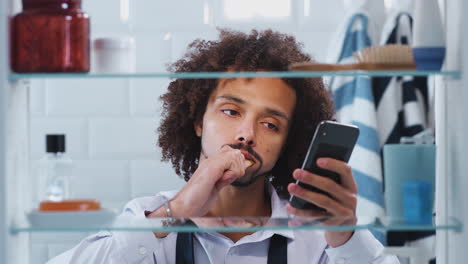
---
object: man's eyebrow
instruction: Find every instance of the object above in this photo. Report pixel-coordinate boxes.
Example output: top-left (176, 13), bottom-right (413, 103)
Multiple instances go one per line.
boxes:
top-left (216, 95), bottom-right (245, 104)
top-left (265, 108), bottom-right (290, 122)
top-left (216, 95), bottom-right (290, 122)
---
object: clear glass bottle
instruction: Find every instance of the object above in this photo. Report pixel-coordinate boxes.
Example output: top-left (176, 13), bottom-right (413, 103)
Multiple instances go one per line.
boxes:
top-left (37, 134), bottom-right (73, 202)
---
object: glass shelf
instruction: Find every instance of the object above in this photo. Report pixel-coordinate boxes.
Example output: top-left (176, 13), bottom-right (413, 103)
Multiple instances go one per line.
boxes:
top-left (8, 70), bottom-right (461, 80)
top-left (10, 215), bottom-right (462, 234)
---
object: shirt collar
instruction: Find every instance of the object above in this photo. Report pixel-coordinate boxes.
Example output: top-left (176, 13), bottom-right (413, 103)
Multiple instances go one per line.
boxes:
top-left (267, 183), bottom-right (295, 240)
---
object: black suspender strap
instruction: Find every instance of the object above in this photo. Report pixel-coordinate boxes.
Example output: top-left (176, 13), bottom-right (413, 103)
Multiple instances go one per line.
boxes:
top-left (267, 234), bottom-right (288, 264)
top-left (176, 232), bottom-right (195, 264)
top-left (175, 233), bottom-right (288, 264)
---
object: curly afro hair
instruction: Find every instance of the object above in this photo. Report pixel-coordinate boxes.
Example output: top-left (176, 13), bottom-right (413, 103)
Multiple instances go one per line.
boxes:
top-left (158, 29), bottom-right (335, 199)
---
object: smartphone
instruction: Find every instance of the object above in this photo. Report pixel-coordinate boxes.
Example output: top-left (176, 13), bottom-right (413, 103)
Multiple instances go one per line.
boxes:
top-left (289, 120), bottom-right (359, 211)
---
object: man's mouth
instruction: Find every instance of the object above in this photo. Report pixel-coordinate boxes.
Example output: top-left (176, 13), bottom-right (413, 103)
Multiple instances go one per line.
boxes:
top-left (241, 152), bottom-right (255, 168)
top-left (224, 143), bottom-right (261, 169)
top-left (244, 159), bottom-right (254, 168)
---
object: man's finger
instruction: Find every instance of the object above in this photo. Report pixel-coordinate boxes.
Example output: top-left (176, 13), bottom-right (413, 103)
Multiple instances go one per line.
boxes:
top-left (293, 169), bottom-right (357, 208)
top-left (288, 183), bottom-right (353, 216)
top-left (316, 158), bottom-right (357, 193)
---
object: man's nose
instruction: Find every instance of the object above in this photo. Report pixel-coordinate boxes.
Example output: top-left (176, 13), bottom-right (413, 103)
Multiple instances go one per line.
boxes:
top-left (236, 120), bottom-right (256, 146)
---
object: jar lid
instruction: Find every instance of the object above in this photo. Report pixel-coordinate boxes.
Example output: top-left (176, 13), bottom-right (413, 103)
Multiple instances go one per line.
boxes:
top-left (94, 37), bottom-right (136, 49)
top-left (23, 0), bottom-right (82, 7)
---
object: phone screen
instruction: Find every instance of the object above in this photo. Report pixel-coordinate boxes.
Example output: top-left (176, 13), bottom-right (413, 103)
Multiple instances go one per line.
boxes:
top-left (313, 143), bottom-right (348, 163)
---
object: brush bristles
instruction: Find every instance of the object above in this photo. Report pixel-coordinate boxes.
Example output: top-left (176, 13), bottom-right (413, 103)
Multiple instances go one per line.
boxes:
top-left (354, 44), bottom-right (415, 65)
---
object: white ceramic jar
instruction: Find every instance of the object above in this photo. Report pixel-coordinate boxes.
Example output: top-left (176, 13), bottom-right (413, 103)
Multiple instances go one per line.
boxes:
top-left (93, 36), bottom-right (136, 73)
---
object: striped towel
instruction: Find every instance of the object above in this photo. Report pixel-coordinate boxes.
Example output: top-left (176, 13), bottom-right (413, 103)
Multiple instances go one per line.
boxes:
top-left (328, 13), bottom-right (386, 244)
top-left (374, 13), bottom-right (429, 144)
top-left (373, 12), bottom-right (434, 264)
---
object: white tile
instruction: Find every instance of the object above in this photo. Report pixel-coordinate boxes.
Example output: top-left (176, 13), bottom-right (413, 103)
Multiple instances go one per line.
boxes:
top-left (30, 243), bottom-right (48, 264)
top-left (130, 160), bottom-right (185, 198)
top-left (293, 31), bottom-right (335, 62)
top-left (89, 118), bottom-right (159, 159)
top-left (29, 79), bottom-right (46, 117)
top-left (212, 0), bottom-right (297, 32)
top-left (129, 79), bottom-right (170, 116)
top-left (29, 118), bottom-right (88, 160)
top-left (134, 33), bottom-right (172, 72)
top-left (298, 0), bottom-right (346, 31)
top-left (46, 79), bottom-right (130, 117)
top-left (171, 31), bottom-right (219, 62)
top-left (133, 0), bottom-right (211, 31)
top-left (70, 160), bottom-right (130, 209)
top-left (83, 0), bottom-right (129, 30)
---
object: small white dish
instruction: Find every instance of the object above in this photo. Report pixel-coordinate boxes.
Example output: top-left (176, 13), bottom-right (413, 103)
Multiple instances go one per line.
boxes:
top-left (27, 209), bottom-right (116, 229)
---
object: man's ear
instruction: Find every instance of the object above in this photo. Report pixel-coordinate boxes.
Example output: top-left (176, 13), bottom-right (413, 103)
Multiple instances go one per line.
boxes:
top-left (194, 119), bottom-right (202, 137)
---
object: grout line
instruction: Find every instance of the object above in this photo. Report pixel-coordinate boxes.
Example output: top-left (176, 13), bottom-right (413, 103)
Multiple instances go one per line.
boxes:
top-left (127, 159), bottom-right (133, 200)
top-left (126, 79), bottom-right (132, 117)
top-left (85, 118), bottom-right (90, 159)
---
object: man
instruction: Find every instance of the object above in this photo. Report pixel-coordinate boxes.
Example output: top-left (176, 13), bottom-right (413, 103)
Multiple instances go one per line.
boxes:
top-left (49, 29), bottom-right (399, 263)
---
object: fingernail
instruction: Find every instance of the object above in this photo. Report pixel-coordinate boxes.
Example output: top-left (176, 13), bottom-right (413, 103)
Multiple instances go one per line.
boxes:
top-left (294, 170), bottom-right (302, 180)
top-left (291, 184), bottom-right (298, 192)
top-left (317, 158), bottom-right (327, 166)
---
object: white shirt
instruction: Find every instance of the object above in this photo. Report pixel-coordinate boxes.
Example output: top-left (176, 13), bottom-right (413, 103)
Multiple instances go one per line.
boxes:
top-left (48, 185), bottom-right (400, 264)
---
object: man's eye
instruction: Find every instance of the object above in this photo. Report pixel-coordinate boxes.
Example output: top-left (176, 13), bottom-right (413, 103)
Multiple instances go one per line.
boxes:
top-left (264, 122), bottom-right (278, 131)
top-left (222, 109), bottom-right (239, 116)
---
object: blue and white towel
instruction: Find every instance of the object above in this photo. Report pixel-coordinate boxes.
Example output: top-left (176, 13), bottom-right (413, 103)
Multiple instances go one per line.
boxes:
top-left (328, 13), bottom-right (386, 244)
top-left (374, 11), bottom-right (434, 264)
top-left (374, 13), bottom-right (428, 145)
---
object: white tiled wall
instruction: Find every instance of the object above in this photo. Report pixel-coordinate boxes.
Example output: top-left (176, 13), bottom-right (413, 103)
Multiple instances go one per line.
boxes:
top-left (46, 79), bottom-right (130, 117)
top-left (29, 0), bottom-right (352, 262)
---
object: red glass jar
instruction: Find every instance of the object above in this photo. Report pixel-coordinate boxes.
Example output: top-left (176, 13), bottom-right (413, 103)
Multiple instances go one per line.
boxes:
top-left (11, 0), bottom-right (90, 73)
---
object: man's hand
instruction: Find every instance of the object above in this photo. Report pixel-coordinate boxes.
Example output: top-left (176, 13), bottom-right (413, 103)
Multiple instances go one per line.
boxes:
top-left (166, 145), bottom-right (249, 218)
top-left (286, 158), bottom-right (358, 248)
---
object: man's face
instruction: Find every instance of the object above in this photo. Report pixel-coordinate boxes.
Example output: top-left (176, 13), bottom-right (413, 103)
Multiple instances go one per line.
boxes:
top-left (195, 77), bottom-right (296, 186)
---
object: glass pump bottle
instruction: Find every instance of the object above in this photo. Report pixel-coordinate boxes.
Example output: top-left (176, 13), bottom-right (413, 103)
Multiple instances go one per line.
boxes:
top-left (37, 134), bottom-right (73, 202)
